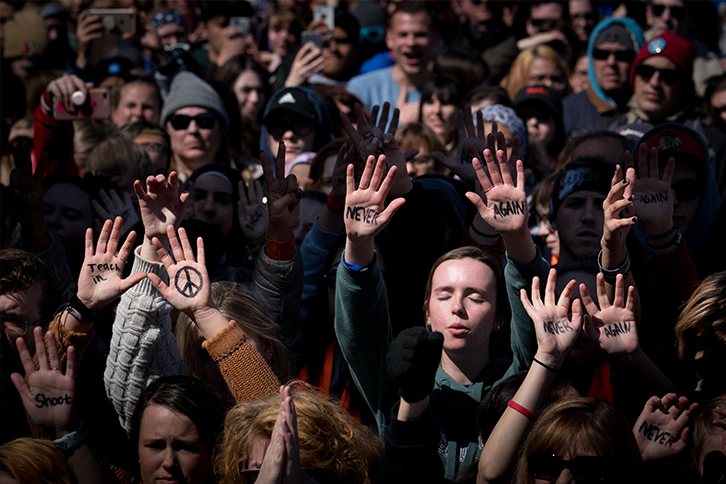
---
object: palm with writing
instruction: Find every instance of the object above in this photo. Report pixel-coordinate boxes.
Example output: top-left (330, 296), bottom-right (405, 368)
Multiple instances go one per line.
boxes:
top-left (263, 143), bottom-right (301, 241)
top-left (628, 143), bottom-right (675, 235)
top-left (134, 172), bottom-right (189, 247)
top-left (581, 274), bottom-right (638, 355)
top-left (467, 148), bottom-right (528, 235)
top-left (344, 155), bottom-right (406, 240)
top-left (238, 178), bottom-right (269, 243)
top-left (148, 226), bottom-right (213, 317)
top-left (77, 217), bottom-right (146, 312)
top-left (634, 393), bottom-right (698, 461)
top-left (10, 328), bottom-right (78, 439)
top-left (520, 269), bottom-right (582, 369)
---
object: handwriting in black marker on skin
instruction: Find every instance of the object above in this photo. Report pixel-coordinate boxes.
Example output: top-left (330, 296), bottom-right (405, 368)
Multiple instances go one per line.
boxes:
top-left (175, 266), bottom-right (203, 298)
top-left (245, 206), bottom-right (264, 231)
top-left (603, 322), bottom-right (632, 338)
top-left (638, 420), bottom-right (678, 447)
top-left (345, 206), bottom-right (380, 225)
top-left (543, 320), bottom-right (573, 335)
top-left (639, 192), bottom-right (668, 204)
top-left (492, 200), bottom-right (526, 219)
top-left (88, 263), bottom-right (121, 284)
top-left (35, 393), bottom-right (72, 408)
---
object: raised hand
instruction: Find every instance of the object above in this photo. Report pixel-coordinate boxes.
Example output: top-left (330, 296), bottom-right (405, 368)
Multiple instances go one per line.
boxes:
top-left (77, 217), bottom-right (145, 312)
top-left (134, 172), bottom-right (188, 257)
top-left (147, 226), bottom-right (212, 317)
top-left (581, 274), bottom-right (638, 356)
top-left (10, 328), bottom-right (78, 439)
top-left (396, 87), bottom-right (420, 125)
top-left (634, 393), bottom-right (698, 461)
top-left (262, 143), bottom-right (302, 242)
top-left (342, 102), bottom-right (412, 198)
top-left (344, 155), bottom-right (406, 240)
top-left (92, 188), bottom-right (140, 236)
top-left (601, 164), bottom-right (636, 268)
top-left (629, 143), bottom-right (675, 236)
top-left (46, 74), bottom-right (92, 114)
top-left (75, 10), bottom-right (104, 70)
top-left (387, 327), bottom-right (444, 403)
top-left (520, 269), bottom-right (582, 369)
top-left (238, 178), bottom-right (269, 243)
top-left (466, 148), bottom-right (528, 235)
top-left (8, 142), bottom-right (48, 241)
top-left (284, 42), bottom-right (324, 87)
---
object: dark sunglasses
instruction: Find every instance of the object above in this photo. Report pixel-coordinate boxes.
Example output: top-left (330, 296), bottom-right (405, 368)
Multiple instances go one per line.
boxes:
top-left (651, 4), bottom-right (686, 21)
top-left (592, 48), bottom-right (636, 63)
top-left (672, 179), bottom-right (700, 202)
top-left (635, 64), bottom-right (681, 85)
top-left (529, 452), bottom-right (615, 483)
top-left (267, 121), bottom-right (315, 139)
top-left (168, 113), bottom-right (217, 130)
top-left (359, 26), bottom-right (384, 43)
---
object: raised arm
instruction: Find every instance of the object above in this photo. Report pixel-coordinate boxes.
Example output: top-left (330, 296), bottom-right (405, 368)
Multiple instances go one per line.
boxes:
top-left (634, 393), bottom-right (698, 462)
top-left (334, 154), bottom-right (405, 435)
top-left (478, 270), bottom-right (582, 482)
top-left (104, 174), bottom-right (189, 433)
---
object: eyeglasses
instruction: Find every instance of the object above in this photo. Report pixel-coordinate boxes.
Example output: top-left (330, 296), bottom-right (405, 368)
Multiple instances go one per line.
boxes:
top-left (528, 452), bottom-right (615, 483)
top-left (168, 113), bottom-right (217, 130)
top-left (635, 64), bottom-right (681, 85)
top-left (592, 49), bottom-right (636, 63)
top-left (528, 74), bottom-right (566, 90)
top-left (651, 4), bottom-right (686, 21)
top-left (267, 121), bottom-right (315, 139)
top-left (0, 315), bottom-right (46, 336)
top-left (672, 179), bottom-right (700, 202)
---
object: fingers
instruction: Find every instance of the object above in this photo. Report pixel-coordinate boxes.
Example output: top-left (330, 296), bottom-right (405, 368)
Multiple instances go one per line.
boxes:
top-left (484, 149), bottom-right (503, 186)
top-left (579, 282), bottom-right (599, 316)
top-left (516, 160), bottom-right (525, 189)
top-left (356, 102), bottom-right (373, 134)
top-left (345, 163), bottom-right (356, 197)
top-left (46, 330), bottom-right (61, 371)
top-left (378, 102), bottom-right (390, 131)
top-left (378, 196), bottom-right (406, 226)
top-left (497, 150), bottom-right (514, 186)
top-left (35, 327), bottom-right (49, 370)
top-left (472, 157), bottom-right (493, 193)
top-left (649, 146), bottom-right (659, 180)
top-left (358, 155), bottom-right (376, 190)
top-left (558, 279), bottom-right (577, 311)
top-left (496, 131), bottom-right (508, 162)
top-left (388, 107), bottom-right (400, 136)
top-left (663, 157), bottom-right (675, 185)
top-left (275, 142), bottom-right (286, 181)
top-left (571, 299), bottom-right (583, 331)
top-left (96, 219), bottom-right (113, 255)
top-left (147, 272), bottom-right (169, 294)
top-left (261, 151), bottom-right (275, 187)
top-left (177, 227), bottom-right (196, 262)
top-left (637, 143), bottom-right (648, 179)
top-left (119, 271), bottom-right (147, 293)
top-left (544, 268), bottom-right (557, 307)
top-left (510, 136), bottom-right (521, 167)
top-left (613, 273), bottom-right (625, 308)
top-left (625, 285), bottom-right (636, 314)
top-left (464, 106), bottom-right (476, 140)
top-left (519, 287), bottom-right (535, 317)
top-left (106, 217), bottom-right (123, 256)
top-left (595, 273), bottom-right (610, 309)
top-left (369, 154), bottom-right (387, 192)
top-left (117, 230), bottom-right (136, 264)
top-left (377, 164), bottom-right (399, 200)
top-left (66, 345), bottom-right (77, 381)
top-left (530, 276), bottom-right (543, 307)
top-left (85, 228), bottom-right (94, 259)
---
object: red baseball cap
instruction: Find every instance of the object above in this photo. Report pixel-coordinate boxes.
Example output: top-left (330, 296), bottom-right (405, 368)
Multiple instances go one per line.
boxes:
top-left (629, 32), bottom-right (694, 87)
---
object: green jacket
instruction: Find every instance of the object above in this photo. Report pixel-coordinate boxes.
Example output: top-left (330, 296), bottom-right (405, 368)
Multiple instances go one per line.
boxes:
top-left (334, 248), bottom-right (549, 480)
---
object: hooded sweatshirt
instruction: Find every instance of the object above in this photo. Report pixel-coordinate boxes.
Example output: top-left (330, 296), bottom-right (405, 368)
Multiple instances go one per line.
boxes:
top-left (562, 17), bottom-right (644, 134)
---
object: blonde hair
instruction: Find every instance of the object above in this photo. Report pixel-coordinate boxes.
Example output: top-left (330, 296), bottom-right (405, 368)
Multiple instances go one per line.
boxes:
top-left (675, 272), bottom-right (726, 361)
top-left (214, 383), bottom-right (383, 484)
top-left (177, 281), bottom-right (294, 383)
top-left (0, 438), bottom-right (76, 484)
top-left (86, 136), bottom-right (153, 190)
top-left (500, 45), bottom-right (570, 100)
top-left (512, 397), bottom-right (641, 484)
top-left (72, 119), bottom-right (116, 155)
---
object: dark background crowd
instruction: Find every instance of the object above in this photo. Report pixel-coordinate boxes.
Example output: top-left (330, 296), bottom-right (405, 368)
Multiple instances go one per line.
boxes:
top-left (3, 0), bottom-right (726, 483)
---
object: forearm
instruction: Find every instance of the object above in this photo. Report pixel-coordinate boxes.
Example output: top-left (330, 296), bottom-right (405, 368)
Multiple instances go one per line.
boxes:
top-left (501, 227), bottom-right (537, 265)
top-left (344, 235), bottom-right (375, 267)
top-left (396, 396), bottom-right (429, 421)
top-left (479, 358), bottom-right (556, 481)
top-left (64, 442), bottom-right (122, 484)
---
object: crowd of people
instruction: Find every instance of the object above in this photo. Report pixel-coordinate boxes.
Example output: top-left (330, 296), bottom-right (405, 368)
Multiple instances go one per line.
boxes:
top-left (3, 0), bottom-right (726, 482)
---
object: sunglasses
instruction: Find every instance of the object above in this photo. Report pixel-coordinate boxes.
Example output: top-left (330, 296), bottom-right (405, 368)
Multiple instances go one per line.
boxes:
top-left (672, 179), bottom-right (700, 202)
top-left (267, 121), bottom-right (315, 139)
top-left (359, 26), bottom-right (384, 43)
top-left (635, 64), bottom-right (681, 85)
top-left (651, 4), bottom-right (686, 21)
top-left (529, 452), bottom-right (615, 483)
top-left (168, 113), bottom-right (217, 130)
top-left (592, 48), bottom-right (636, 63)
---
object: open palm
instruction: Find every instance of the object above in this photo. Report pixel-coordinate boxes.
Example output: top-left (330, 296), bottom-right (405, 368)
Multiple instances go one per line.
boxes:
top-left (581, 274), bottom-right (639, 355)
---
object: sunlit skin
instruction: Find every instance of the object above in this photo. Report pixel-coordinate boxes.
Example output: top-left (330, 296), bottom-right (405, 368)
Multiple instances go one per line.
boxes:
top-left (569, 0), bottom-right (595, 42)
top-left (0, 284), bottom-right (43, 367)
top-left (553, 190), bottom-right (605, 265)
top-left (138, 406), bottom-right (209, 484)
top-left (633, 57), bottom-right (684, 121)
top-left (166, 106), bottom-right (222, 178)
top-left (592, 42), bottom-right (632, 94)
top-left (387, 11), bottom-right (437, 83)
top-left (528, 58), bottom-right (567, 93)
top-left (112, 84), bottom-right (161, 127)
top-left (426, 258), bottom-right (498, 384)
top-left (646, 0), bottom-right (685, 36)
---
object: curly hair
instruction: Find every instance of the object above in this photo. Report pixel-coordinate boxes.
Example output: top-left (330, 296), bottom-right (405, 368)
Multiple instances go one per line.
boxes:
top-left (0, 249), bottom-right (62, 320)
top-left (214, 383), bottom-right (383, 484)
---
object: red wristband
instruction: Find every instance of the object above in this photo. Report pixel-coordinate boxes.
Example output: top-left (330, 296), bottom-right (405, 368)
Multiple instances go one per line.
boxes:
top-left (327, 193), bottom-right (345, 211)
top-left (508, 400), bottom-right (538, 420)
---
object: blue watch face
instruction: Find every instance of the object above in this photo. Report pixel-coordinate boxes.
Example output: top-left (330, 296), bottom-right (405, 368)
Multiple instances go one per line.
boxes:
top-left (648, 38), bottom-right (666, 54)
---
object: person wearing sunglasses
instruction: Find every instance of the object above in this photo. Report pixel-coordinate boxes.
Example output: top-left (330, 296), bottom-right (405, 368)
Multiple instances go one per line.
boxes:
top-left (562, 17), bottom-right (644, 135)
top-left (260, 87), bottom-right (331, 173)
top-left (645, 0), bottom-right (686, 39)
top-left (160, 71), bottom-right (231, 182)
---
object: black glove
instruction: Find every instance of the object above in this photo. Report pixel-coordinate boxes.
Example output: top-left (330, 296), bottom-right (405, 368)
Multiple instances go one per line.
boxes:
top-left (387, 327), bottom-right (444, 403)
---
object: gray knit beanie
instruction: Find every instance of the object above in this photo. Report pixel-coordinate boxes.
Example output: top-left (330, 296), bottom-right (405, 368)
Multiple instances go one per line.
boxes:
top-left (161, 72), bottom-right (230, 130)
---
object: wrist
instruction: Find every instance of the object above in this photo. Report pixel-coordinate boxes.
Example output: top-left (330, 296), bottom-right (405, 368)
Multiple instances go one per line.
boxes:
top-left (645, 220), bottom-right (674, 237)
top-left (610, 343), bottom-right (643, 365)
top-left (266, 227), bottom-right (294, 242)
top-left (533, 351), bottom-right (563, 372)
top-left (344, 235), bottom-right (375, 267)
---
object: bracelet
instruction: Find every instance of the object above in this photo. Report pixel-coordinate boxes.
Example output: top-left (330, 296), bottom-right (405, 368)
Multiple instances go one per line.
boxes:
top-left (597, 249), bottom-right (631, 284)
top-left (645, 223), bottom-right (678, 241)
top-left (470, 224), bottom-right (500, 239)
top-left (508, 400), bottom-right (538, 420)
top-left (68, 295), bottom-right (101, 323)
top-left (53, 419), bottom-right (87, 452)
top-left (327, 193), bottom-right (345, 211)
top-left (533, 357), bottom-right (559, 372)
top-left (647, 231), bottom-right (682, 255)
